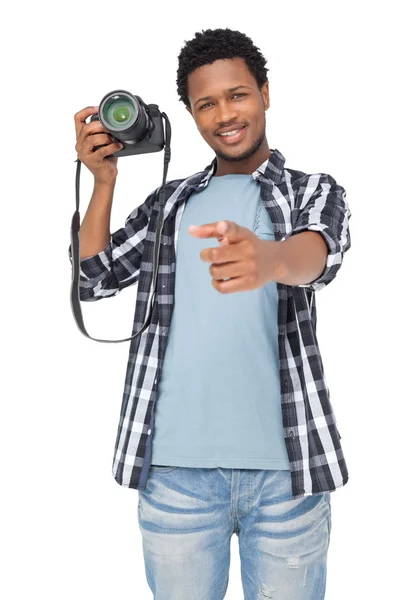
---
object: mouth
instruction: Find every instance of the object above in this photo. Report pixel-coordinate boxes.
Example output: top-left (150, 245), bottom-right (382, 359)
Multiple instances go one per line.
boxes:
top-left (216, 125), bottom-right (247, 145)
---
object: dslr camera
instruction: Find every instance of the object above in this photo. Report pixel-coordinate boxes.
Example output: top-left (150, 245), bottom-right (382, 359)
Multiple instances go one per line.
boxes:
top-left (90, 89), bottom-right (165, 157)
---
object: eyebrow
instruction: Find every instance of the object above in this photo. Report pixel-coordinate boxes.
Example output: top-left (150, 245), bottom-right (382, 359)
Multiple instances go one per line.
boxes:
top-left (194, 85), bottom-right (252, 107)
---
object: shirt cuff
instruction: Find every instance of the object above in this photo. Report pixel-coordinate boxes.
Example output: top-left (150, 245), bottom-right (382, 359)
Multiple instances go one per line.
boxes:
top-left (291, 224), bottom-right (341, 291)
top-left (68, 241), bottom-right (113, 281)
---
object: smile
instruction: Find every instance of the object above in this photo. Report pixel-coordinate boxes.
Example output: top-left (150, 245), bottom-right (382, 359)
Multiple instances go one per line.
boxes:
top-left (217, 125), bottom-right (247, 144)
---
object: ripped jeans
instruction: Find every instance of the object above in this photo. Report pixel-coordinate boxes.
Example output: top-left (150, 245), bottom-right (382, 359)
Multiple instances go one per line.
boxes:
top-left (137, 467), bottom-right (331, 600)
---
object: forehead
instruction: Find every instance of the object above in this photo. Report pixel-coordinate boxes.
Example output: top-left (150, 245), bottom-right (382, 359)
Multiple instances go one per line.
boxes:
top-left (187, 57), bottom-right (256, 101)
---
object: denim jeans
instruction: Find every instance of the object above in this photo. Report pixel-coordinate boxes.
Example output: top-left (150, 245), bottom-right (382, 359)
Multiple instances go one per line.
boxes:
top-left (137, 466), bottom-right (331, 599)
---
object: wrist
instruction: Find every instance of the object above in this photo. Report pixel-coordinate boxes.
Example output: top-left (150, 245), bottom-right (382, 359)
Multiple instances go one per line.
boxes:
top-left (259, 239), bottom-right (287, 285)
top-left (94, 179), bottom-right (117, 188)
top-left (271, 241), bottom-right (287, 283)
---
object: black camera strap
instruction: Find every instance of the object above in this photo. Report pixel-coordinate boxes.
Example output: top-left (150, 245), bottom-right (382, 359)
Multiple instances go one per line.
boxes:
top-left (70, 112), bottom-right (171, 343)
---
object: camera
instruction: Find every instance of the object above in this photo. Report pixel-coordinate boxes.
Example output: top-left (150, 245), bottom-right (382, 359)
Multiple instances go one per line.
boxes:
top-left (89, 89), bottom-right (165, 157)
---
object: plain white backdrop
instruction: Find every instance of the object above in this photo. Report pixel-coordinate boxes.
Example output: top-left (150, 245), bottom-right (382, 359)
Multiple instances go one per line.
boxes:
top-left (2, 1), bottom-right (399, 598)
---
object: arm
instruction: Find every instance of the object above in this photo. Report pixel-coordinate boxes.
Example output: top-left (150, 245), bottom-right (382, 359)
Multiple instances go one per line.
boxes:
top-left (78, 180), bottom-right (116, 260)
top-left (276, 173), bottom-right (352, 291)
top-left (271, 231), bottom-right (328, 286)
top-left (68, 186), bottom-right (158, 301)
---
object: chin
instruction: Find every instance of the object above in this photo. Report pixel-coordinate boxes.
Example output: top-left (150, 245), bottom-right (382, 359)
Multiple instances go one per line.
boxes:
top-left (216, 144), bottom-right (257, 163)
top-left (214, 128), bottom-right (265, 163)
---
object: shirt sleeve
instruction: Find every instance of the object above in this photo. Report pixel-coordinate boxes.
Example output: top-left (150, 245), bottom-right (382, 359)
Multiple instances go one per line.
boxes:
top-left (68, 188), bottom-right (157, 301)
top-left (289, 173), bottom-right (352, 291)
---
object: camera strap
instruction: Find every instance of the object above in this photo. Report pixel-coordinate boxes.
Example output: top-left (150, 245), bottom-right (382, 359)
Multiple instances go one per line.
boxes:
top-left (69, 112), bottom-right (171, 343)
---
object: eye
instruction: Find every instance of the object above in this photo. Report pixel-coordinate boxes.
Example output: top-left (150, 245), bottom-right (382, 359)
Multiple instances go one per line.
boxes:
top-left (198, 93), bottom-right (248, 110)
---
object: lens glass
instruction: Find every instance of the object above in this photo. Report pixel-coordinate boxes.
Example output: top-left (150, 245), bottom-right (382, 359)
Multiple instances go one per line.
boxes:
top-left (103, 96), bottom-right (137, 129)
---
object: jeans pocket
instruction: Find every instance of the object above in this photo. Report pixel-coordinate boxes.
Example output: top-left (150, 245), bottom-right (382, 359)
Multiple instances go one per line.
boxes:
top-left (150, 465), bottom-right (179, 473)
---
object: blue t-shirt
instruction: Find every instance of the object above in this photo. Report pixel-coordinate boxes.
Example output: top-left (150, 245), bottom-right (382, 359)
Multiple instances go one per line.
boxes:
top-left (150, 173), bottom-right (290, 469)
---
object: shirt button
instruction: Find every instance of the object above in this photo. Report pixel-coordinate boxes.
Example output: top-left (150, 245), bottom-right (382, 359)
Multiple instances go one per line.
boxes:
top-left (148, 429), bottom-right (152, 435)
top-left (289, 430), bottom-right (294, 438)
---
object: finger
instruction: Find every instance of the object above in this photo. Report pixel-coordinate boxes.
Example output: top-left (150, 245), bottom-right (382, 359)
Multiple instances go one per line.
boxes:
top-left (76, 120), bottom-right (110, 152)
top-left (83, 133), bottom-right (115, 152)
top-left (188, 221), bottom-right (229, 240)
top-left (74, 106), bottom-right (99, 139)
top-left (211, 276), bottom-right (252, 294)
top-left (95, 141), bottom-right (122, 159)
top-left (210, 260), bottom-right (248, 280)
top-left (189, 220), bottom-right (246, 243)
top-left (200, 243), bottom-right (244, 264)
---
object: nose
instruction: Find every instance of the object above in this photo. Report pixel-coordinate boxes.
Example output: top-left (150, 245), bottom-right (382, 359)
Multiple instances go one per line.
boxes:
top-left (214, 100), bottom-right (239, 127)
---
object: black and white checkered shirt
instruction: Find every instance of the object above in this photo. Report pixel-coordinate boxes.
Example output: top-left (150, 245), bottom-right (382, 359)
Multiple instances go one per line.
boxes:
top-left (69, 148), bottom-right (352, 498)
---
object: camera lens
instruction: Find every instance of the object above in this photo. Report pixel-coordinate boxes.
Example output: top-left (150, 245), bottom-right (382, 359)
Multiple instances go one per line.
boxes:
top-left (98, 90), bottom-right (149, 144)
top-left (104, 98), bottom-right (137, 128)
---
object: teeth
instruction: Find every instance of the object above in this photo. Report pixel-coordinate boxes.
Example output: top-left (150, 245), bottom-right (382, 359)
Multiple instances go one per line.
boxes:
top-left (219, 128), bottom-right (243, 137)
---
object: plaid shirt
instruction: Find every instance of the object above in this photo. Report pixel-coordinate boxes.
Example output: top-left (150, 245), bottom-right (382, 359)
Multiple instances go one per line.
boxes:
top-left (69, 148), bottom-right (352, 498)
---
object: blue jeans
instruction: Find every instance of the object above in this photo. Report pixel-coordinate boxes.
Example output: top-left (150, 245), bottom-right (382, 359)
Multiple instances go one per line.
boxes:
top-left (138, 467), bottom-right (331, 599)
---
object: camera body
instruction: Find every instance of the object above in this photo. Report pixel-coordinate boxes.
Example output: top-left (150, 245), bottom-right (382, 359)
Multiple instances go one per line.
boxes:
top-left (89, 91), bottom-right (165, 158)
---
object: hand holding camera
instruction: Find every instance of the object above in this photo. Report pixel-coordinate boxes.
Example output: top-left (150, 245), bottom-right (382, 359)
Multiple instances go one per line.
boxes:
top-left (74, 91), bottom-right (165, 186)
top-left (74, 106), bottom-right (122, 186)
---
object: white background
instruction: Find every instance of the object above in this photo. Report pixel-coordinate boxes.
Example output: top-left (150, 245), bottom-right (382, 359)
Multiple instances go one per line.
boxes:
top-left (2, 0), bottom-right (398, 598)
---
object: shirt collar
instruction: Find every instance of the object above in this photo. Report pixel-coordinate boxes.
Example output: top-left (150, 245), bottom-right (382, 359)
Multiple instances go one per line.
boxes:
top-left (189, 148), bottom-right (286, 192)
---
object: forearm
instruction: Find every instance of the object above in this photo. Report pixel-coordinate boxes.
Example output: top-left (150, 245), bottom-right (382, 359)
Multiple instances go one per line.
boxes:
top-left (271, 231), bottom-right (328, 286)
top-left (79, 180), bottom-right (116, 260)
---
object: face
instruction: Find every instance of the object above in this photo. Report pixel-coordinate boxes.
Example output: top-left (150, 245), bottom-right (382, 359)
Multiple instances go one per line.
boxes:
top-left (186, 57), bottom-right (270, 167)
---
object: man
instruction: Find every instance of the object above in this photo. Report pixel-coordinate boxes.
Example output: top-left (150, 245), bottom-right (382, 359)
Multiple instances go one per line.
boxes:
top-left (71, 28), bottom-right (351, 600)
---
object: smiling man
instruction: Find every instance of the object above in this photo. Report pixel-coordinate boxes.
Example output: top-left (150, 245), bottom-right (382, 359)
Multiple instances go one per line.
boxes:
top-left (72, 27), bottom-right (352, 600)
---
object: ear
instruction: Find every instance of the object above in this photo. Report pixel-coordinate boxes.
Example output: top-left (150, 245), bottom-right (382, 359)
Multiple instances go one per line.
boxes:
top-left (261, 81), bottom-right (270, 111)
top-left (186, 105), bottom-right (193, 117)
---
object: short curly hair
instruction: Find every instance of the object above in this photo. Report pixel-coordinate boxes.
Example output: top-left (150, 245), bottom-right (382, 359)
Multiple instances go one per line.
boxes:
top-left (176, 28), bottom-right (269, 107)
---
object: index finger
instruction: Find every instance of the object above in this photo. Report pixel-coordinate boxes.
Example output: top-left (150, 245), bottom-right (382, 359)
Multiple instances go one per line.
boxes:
top-left (188, 221), bottom-right (227, 239)
top-left (74, 106), bottom-right (99, 138)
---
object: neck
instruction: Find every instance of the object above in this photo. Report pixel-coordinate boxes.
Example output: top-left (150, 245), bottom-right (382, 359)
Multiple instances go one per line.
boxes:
top-left (214, 139), bottom-right (272, 176)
